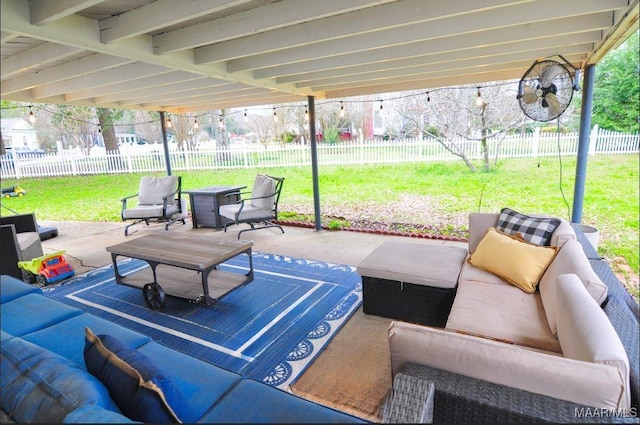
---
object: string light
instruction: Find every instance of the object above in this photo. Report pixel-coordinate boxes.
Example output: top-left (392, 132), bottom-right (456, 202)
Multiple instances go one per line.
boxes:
top-left (97, 124), bottom-right (102, 133)
top-left (193, 117), bottom-right (198, 129)
top-left (243, 110), bottom-right (248, 123)
top-left (218, 118), bottom-right (224, 129)
top-left (476, 87), bottom-right (484, 107)
top-left (339, 101), bottom-right (345, 117)
top-left (3, 83), bottom-right (511, 132)
top-left (273, 108), bottom-right (278, 123)
top-left (304, 108), bottom-right (309, 122)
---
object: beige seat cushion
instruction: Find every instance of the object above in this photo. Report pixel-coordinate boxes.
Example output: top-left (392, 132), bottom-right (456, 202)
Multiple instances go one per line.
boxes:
top-left (446, 279), bottom-right (562, 353)
top-left (539, 239), bottom-right (608, 335)
top-left (388, 321), bottom-right (626, 409)
top-left (555, 274), bottom-right (630, 410)
top-left (357, 241), bottom-right (467, 289)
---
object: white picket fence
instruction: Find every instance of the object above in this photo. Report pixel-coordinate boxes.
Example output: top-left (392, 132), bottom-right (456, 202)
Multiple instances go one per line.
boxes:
top-left (1, 127), bottom-right (638, 179)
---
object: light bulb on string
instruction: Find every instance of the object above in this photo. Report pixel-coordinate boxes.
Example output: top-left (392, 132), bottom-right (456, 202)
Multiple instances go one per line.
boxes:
top-left (339, 101), bottom-right (345, 117)
top-left (243, 110), bottom-right (248, 123)
top-left (273, 108), bottom-right (278, 123)
top-left (97, 124), bottom-right (102, 133)
top-left (28, 106), bottom-right (36, 123)
top-left (476, 87), bottom-right (484, 107)
top-left (166, 117), bottom-right (172, 128)
top-left (304, 108), bottom-right (309, 122)
top-left (218, 117), bottom-right (224, 129)
top-left (194, 117), bottom-right (199, 129)
top-left (427, 93), bottom-right (431, 102)
top-left (378, 100), bottom-right (384, 116)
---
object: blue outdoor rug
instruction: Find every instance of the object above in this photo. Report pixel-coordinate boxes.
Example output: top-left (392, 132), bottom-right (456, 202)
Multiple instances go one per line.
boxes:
top-left (43, 253), bottom-right (362, 389)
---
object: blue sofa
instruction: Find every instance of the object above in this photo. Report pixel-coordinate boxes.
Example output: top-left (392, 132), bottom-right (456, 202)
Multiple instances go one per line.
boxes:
top-left (0, 275), bottom-right (365, 423)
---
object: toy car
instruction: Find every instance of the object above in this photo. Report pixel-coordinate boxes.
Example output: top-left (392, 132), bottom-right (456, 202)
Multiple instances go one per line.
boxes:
top-left (2, 185), bottom-right (27, 198)
top-left (18, 251), bottom-right (75, 286)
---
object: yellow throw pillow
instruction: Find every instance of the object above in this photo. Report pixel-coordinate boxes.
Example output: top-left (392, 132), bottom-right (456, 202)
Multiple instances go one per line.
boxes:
top-left (469, 227), bottom-right (558, 293)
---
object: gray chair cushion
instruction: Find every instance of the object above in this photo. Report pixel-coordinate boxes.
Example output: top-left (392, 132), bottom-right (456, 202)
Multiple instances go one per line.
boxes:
top-left (250, 174), bottom-right (275, 210)
top-left (138, 176), bottom-right (178, 205)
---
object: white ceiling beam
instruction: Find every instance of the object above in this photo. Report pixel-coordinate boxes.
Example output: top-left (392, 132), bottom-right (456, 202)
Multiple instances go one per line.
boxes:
top-left (325, 69), bottom-right (530, 99)
top-left (1, 0), bottom-right (317, 97)
top-left (174, 95), bottom-right (308, 113)
top-left (282, 36), bottom-right (596, 86)
top-left (68, 72), bottom-right (208, 102)
top-left (29, 0), bottom-right (104, 26)
top-left (37, 62), bottom-right (172, 99)
top-left (1, 30), bottom-right (19, 44)
top-left (121, 86), bottom-right (271, 108)
top-left (153, 0), bottom-right (398, 55)
top-left (256, 18), bottom-right (605, 80)
top-left (310, 60), bottom-right (542, 92)
top-left (227, 0), bottom-right (624, 72)
top-left (195, 0), bottom-right (530, 64)
top-left (304, 51), bottom-right (587, 90)
top-left (156, 93), bottom-right (306, 111)
top-left (316, 53), bottom-right (584, 94)
top-left (99, 0), bottom-right (254, 44)
top-left (1, 43), bottom-right (82, 79)
top-left (1, 53), bottom-right (132, 95)
top-left (113, 81), bottom-right (253, 106)
top-left (588, 0), bottom-right (639, 65)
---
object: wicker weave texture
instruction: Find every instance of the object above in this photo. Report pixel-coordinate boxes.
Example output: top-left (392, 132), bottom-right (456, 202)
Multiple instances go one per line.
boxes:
top-left (362, 276), bottom-right (456, 327)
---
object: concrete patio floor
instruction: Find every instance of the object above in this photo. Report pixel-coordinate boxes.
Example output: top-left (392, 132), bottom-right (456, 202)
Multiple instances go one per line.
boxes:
top-left (37, 218), bottom-right (466, 421)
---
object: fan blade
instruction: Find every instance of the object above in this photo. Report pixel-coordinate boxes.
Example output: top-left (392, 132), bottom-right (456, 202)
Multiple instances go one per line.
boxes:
top-left (540, 63), bottom-right (565, 87)
top-left (521, 85), bottom-right (538, 104)
top-left (544, 93), bottom-right (564, 117)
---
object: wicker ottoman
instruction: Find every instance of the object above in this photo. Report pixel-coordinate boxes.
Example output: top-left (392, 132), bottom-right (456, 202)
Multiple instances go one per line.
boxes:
top-left (357, 241), bottom-right (467, 327)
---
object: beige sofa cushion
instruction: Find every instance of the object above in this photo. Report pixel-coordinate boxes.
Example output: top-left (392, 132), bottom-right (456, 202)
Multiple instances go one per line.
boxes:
top-left (458, 258), bottom-right (509, 287)
top-left (539, 239), bottom-right (608, 335)
top-left (388, 321), bottom-right (627, 409)
top-left (555, 274), bottom-right (630, 409)
top-left (445, 279), bottom-right (561, 353)
top-left (357, 241), bottom-right (467, 289)
top-left (468, 228), bottom-right (557, 293)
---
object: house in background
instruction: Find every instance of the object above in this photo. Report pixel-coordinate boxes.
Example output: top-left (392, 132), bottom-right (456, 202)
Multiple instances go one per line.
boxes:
top-left (1, 118), bottom-right (39, 151)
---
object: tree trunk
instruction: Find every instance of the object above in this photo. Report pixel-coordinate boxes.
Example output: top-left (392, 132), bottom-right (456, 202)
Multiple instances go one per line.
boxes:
top-left (480, 104), bottom-right (490, 172)
top-left (98, 108), bottom-right (124, 170)
top-left (98, 109), bottom-right (119, 153)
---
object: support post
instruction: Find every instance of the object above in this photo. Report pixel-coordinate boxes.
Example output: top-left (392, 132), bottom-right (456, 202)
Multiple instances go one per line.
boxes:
top-left (308, 96), bottom-right (322, 231)
top-left (159, 111), bottom-right (172, 176)
top-left (572, 64), bottom-right (595, 224)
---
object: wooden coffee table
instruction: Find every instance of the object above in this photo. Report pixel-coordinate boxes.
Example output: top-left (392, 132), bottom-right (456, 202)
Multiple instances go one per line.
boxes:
top-left (106, 234), bottom-right (253, 310)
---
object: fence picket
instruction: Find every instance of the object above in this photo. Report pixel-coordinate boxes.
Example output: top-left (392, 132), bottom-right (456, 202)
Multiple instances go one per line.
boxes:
top-left (1, 129), bottom-right (638, 179)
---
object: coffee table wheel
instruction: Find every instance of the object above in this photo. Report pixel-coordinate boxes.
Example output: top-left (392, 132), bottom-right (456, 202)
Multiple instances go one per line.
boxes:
top-left (143, 283), bottom-right (166, 310)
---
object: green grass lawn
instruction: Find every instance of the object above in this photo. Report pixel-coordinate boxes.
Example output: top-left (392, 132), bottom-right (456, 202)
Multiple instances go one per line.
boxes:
top-left (2, 154), bottom-right (638, 297)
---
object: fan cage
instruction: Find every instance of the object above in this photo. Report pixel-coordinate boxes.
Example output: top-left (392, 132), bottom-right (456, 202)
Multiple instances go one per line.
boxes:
top-left (518, 60), bottom-right (574, 122)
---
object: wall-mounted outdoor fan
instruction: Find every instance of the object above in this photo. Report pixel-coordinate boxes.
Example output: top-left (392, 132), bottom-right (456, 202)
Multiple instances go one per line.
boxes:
top-left (517, 56), bottom-right (580, 122)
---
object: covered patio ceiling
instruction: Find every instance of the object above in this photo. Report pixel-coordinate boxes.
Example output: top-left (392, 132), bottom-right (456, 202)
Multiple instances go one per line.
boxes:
top-left (1, 0), bottom-right (638, 113)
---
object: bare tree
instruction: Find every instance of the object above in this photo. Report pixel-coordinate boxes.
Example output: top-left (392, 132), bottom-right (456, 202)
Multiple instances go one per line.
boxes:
top-left (245, 112), bottom-right (276, 148)
top-left (397, 85), bottom-right (525, 172)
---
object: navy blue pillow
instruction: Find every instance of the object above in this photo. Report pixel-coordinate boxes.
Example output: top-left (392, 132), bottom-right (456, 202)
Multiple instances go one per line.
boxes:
top-left (83, 327), bottom-right (188, 423)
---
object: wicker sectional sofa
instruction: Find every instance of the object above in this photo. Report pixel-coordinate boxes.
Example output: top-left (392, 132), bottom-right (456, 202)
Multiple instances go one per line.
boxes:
top-left (374, 212), bottom-right (639, 422)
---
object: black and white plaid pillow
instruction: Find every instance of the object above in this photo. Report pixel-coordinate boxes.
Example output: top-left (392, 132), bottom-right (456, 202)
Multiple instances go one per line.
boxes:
top-left (497, 208), bottom-right (561, 246)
